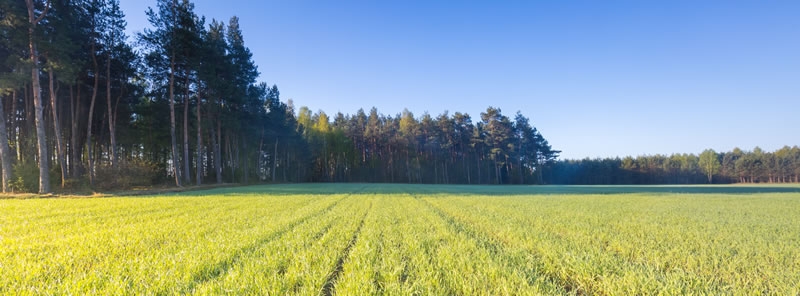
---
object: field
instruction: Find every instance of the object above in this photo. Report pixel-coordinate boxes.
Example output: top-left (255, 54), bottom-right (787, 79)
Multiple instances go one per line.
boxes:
top-left (2, 184), bottom-right (800, 295)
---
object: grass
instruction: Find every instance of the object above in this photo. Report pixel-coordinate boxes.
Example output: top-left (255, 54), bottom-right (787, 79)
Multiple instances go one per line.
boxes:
top-left (1, 183), bottom-right (799, 294)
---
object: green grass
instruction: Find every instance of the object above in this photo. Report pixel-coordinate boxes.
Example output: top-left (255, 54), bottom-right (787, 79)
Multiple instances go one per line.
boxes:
top-left (2, 184), bottom-right (799, 294)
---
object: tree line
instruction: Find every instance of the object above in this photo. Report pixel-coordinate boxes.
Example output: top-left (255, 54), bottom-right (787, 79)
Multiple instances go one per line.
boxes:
top-left (546, 147), bottom-right (800, 185)
top-left (295, 106), bottom-right (559, 184)
top-left (1, 0), bottom-right (561, 193)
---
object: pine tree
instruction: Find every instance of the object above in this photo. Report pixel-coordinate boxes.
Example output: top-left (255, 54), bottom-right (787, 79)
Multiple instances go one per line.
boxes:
top-left (140, 0), bottom-right (186, 186)
top-left (101, 0), bottom-right (127, 169)
top-left (24, 0), bottom-right (51, 193)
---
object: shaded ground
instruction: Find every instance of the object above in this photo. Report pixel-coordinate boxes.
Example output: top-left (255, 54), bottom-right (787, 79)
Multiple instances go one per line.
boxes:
top-left (168, 183), bottom-right (800, 197)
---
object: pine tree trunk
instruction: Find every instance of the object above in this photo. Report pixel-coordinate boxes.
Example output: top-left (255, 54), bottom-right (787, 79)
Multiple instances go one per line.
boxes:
top-left (169, 53), bottom-right (181, 186)
top-left (272, 139), bottom-right (278, 183)
top-left (434, 154), bottom-right (438, 184)
top-left (476, 157), bottom-right (481, 184)
top-left (113, 79), bottom-right (123, 160)
top-left (257, 130), bottom-right (263, 181)
top-left (205, 126), bottom-right (212, 181)
top-left (405, 152), bottom-right (410, 183)
top-left (195, 93), bottom-right (202, 185)
top-left (442, 161), bottom-right (450, 184)
top-left (48, 71), bottom-right (66, 188)
top-left (105, 56), bottom-right (118, 168)
top-left (495, 162), bottom-right (500, 184)
top-left (284, 145), bottom-right (289, 182)
top-left (232, 135), bottom-right (238, 182)
top-left (214, 119), bottom-right (222, 183)
top-left (538, 160), bottom-right (544, 184)
top-left (86, 44), bottom-right (100, 187)
top-left (256, 131), bottom-right (263, 181)
top-left (0, 94), bottom-right (13, 192)
top-left (183, 75), bottom-right (190, 183)
top-left (225, 133), bottom-right (231, 182)
top-left (519, 156), bottom-right (524, 184)
top-left (70, 84), bottom-right (80, 178)
top-left (24, 85), bottom-right (32, 164)
top-left (242, 137), bottom-right (248, 184)
top-left (466, 158), bottom-right (471, 185)
top-left (165, 0), bottom-right (181, 186)
top-left (389, 146), bottom-right (394, 183)
top-left (12, 90), bottom-right (19, 163)
top-left (414, 157), bottom-right (419, 183)
top-left (26, 0), bottom-right (50, 193)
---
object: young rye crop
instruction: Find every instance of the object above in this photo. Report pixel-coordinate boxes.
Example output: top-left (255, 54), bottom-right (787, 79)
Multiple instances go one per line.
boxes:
top-left (1, 183), bottom-right (799, 294)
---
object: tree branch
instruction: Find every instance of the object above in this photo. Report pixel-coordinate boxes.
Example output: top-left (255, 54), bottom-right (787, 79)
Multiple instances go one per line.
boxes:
top-left (32, 0), bottom-right (51, 25)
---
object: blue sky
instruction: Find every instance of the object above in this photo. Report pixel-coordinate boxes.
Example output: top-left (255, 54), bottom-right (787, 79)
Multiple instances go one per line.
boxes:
top-left (120, 0), bottom-right (800, 159)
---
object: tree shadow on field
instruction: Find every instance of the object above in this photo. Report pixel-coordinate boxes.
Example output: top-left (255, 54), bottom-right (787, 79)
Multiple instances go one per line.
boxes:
top-left (409, 184), bottom-right (800, 196)
top-left (159, 183), bottom-right (800, 197)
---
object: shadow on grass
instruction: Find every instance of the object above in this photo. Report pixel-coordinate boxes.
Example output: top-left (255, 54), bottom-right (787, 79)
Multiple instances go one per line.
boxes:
top-left (159, 183), bottom-right (800, 197)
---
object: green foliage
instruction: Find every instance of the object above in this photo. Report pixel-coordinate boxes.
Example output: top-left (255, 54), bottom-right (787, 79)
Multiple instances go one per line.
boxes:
top-left (699, 149), bottom-right (721, 183)
top-left (296, 106), bottom-right (558, 184)
top-left (7, 163), bottom-right (65, 193)
top-left (10, 163), bottom-right (39, 193)
top-left (7, 177), bottom-right (27, 193)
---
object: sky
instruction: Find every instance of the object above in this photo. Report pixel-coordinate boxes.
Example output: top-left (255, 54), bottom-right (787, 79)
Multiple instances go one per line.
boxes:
top-left (120, 0), bottom-right (800, 159)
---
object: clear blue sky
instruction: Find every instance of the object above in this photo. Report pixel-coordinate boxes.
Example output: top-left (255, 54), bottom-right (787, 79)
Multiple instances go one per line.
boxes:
top-left (120, 0), bottom-right (800, 159)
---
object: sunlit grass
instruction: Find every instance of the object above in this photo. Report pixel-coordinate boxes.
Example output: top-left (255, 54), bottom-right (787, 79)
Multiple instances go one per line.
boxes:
top-left (1, 184), bottom-right (799, 294)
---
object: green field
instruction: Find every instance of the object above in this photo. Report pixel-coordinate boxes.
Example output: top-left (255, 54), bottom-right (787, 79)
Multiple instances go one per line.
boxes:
top-left (2, 184), bottom-right (800, 295)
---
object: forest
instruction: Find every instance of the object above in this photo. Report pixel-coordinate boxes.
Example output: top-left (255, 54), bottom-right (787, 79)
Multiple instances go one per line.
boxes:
top-left (1, 0), bottom-right (562, 193)
top-left (1, 0), bottom-right (798, 194)
top-left (547, 146), bottom-right (800, 185)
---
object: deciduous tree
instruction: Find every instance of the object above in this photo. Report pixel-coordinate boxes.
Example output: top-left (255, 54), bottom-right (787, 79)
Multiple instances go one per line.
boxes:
top-left (699, 149), bottom-right (721, 183)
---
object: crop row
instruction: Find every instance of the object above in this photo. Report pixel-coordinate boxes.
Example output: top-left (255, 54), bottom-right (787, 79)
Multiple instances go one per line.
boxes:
top-left (190, 192), bottom-right (372, 294)
top-left (0, 193), bottom-right (343, 294)
top-left (424, 192), bottom-right (800, 295)
top-left (334, 193), bottom-right (566, 295)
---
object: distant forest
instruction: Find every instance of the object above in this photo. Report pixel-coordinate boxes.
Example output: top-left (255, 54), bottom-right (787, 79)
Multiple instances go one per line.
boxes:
top-left (547, 147), bottom-right (800, 185)
top-left (1, 1), bottom-right (797, 193)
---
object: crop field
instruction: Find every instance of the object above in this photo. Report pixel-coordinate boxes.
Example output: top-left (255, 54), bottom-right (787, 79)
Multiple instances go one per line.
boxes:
top-left (2, 184), bottom-right (800, 295)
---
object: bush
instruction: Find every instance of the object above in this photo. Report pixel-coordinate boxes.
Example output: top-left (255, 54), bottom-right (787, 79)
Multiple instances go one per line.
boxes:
top-left (94, 160), bottom-right (161, 191)
top-left (10, 163), bottom-right (39, 193)
top-left (8, 162), bottom-right (69, 193)
top-left (8, 176), bottom-right (28, 193)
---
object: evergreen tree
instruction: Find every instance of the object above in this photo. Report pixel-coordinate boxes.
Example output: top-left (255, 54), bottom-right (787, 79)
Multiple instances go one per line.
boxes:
top-left (140, 0), bottom-right (186, 186)
top-left (24, 0), bottom-right (51, 193)
top-left (101, 0), bottom-right (127, 169)
top-left (480, 107), bottom-right (513, 184)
